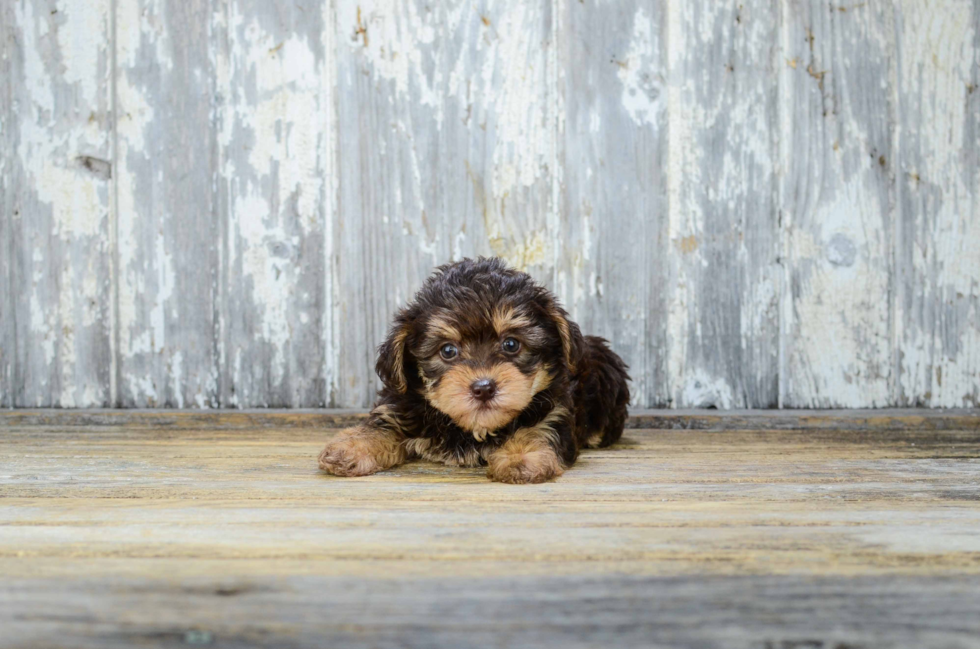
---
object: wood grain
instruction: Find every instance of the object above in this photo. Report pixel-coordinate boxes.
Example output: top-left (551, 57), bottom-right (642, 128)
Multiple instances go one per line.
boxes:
top-left (114, 0), bottom-right (219, 407)
top-left (332, 0), bottom-right (559, 407)
top-left (0, 0), bottom-right (13, 408)
top-left (780, 0), bottom-right (896, 407)
top-left (2, 572), bottom-right (979, 649)
top-left (1, 0), bottom-right (979, 409)
top-left (215, 0), bottom-right (333, 408)
top-left (2, 0), bottom-right (114, 408)
top-left (666, 0), bottom-right (780, 408)
top-left (1, 414), bottom-right (979, 647)
top-left (558, 1), bottom-right (670, 407)
top-left (2, 407), bottom-right (979, 431)
top-left (895, 0), bottom-right (980, 408)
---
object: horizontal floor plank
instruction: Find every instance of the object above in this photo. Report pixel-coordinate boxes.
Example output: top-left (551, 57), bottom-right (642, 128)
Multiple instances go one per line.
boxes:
top-left (2, 572), bottom-right (980, 649)
top-left (3, 408), bottom-right (979, 430)
top-left (2, 412), bottom-right (979, 647)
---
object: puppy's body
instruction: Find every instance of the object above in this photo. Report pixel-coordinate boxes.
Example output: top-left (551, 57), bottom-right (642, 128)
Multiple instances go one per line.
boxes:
top-left (319, 258), bottom-right (629, 484)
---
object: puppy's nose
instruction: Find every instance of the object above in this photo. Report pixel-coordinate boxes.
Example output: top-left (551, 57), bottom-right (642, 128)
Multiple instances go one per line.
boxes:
top-left (470, 378), bottom-right (497, 402)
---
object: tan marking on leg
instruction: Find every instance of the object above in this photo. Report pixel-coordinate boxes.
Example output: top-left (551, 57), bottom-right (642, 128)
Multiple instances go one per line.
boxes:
top-left (586, 431), bottom-right (604, 448)
top-left (318, 424), bottom-right (407, 477)
top-left (486, 406), bottom-right (569, 484)
top-left (437, 446), bottom-right (483, 467)
top-left (403, 437), bottom-right (481, 467)
top-left (372, 404), bottom-right (408, 436)
top-left (403, 437), bottom-right (431, 458)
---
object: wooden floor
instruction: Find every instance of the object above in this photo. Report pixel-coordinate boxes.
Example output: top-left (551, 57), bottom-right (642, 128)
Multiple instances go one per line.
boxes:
top-left (2, 410), bottom-right (979, 649)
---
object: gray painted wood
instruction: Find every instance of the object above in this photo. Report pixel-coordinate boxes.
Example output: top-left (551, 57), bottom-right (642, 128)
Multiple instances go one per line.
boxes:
top-left (114, 0), bottom-right (219, 407)
top-left (1, 0), bottom-right (978, 409)
top-left (333, 0), bottom-right (558, 407)
top-left (2, 0), bottom-right (114, 408)
top-left (5, 575), bottom-right (980, 649)
top-left (666, 0), bottom-right (780, 408)
top-left (0, 1), bottom-right (13, 408)
top-left (558, 1), bottom-right (670, 407)
top-left (215, 0), bottom-right (332, 407)
top-left (895, 0), bottom-right (980, 408)
top-left (779, 1), bottom-right (896, 407)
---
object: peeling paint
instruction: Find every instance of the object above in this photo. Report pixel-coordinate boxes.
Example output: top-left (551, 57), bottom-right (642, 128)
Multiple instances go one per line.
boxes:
top-left (895, 0), bottom-right (979, 407)
top-left (787, 180), bottom-right (891, 407)
top-left (680, 369), bottom-right (735, 409)
top-left (9, 0), bottom-right (111, 407)
top-left (345, 0), bottom-right (556, 271)
top-left (3, 0), bottom-right (978, 410)
top-left (217, 3), bottom-right (330, 405)
top-left (618, 7), bottom-right (664, 127)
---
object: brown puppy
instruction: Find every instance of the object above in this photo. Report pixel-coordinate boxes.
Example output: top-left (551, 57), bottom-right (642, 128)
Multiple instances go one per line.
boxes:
top-left (318, 257), bottom-right (630, 484)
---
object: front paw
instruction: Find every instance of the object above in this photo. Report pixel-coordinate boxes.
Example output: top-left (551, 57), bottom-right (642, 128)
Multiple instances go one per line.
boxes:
top-left (487, 448), bottom-right (564, 484)
top-left (318, 427), bottom-right (391, 477)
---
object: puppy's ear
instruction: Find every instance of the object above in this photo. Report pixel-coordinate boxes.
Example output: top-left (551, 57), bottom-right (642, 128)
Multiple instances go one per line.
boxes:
top-left (376, 311), bottom-right (415, 394)
top-left (547, 303), bottom-right (577, 375)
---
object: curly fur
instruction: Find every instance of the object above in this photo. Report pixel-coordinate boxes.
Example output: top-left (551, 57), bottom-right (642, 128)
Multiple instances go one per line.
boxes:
top-left (318, 257), bottom-right (630, 484)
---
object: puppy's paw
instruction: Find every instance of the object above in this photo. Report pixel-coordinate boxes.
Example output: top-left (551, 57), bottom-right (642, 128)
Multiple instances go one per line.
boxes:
top-left (318, 427), bottom-right (396, 477)
top-left (487, 448), bottom-right (564, 484)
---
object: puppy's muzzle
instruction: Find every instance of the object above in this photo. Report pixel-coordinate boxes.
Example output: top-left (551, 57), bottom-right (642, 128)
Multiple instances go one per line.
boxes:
top-left (470, 378), bottom-right (497, 403)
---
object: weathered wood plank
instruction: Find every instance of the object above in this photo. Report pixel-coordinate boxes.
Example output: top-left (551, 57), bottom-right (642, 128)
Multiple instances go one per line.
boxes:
top-left (895, 0), bottom-right (980, 408)
top-left (3, 429), bottom-right (980, 504)
top-left (2, 0), bottom-right (979, 411)
top-left (114, 0), bottom-right (218, 407)
top-left (333, 0), bottom-right (559, 407)
top-left (1, 0), bottom-right (113, 407)
top-left (215, 0), bottom-right (334, 408)
top-left (1, 425), bottom-right (979, 559)
top-left (0, 0), bottom-right (13, 408)
top-left (2, 573), bottom-right (979, 649)
top-left (779, 1), bottom-right (896, 407)
top-left (1, 407), bottom-right (979, 430)
top-left (1, 419), bottom-right (980, 646)
top-left (558, 1), bottom-right (670, 407)
top-left (666, 0), bottom-right (780, 408)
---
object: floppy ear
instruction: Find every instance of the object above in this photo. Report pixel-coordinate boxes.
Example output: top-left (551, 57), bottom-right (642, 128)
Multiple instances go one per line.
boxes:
top-left (547, 303), bottom-right (577, 375)
top-left (375, 312), bottom-right (415, 394)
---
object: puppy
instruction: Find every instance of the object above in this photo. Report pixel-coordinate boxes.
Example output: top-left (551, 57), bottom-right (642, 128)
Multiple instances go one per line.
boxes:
top-left (318, 257), bottom-right (629, 484)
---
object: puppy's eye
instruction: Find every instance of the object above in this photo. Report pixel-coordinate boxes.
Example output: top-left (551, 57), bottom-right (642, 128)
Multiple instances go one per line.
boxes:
top-left (501, 337), bottom-right (521, 354)
top-left (439, 343), bottom-right (459, 361)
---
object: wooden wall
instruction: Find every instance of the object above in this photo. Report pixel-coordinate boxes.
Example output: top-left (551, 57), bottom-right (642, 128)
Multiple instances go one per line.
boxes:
top-left (1, 0), bottom-right (977, 409)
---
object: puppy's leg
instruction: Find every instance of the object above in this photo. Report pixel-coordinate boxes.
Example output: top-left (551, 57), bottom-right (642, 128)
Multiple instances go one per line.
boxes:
top-left (318, 404), bottom-right (410, 477)
top-left (486, 406), bottom-right (576, 484)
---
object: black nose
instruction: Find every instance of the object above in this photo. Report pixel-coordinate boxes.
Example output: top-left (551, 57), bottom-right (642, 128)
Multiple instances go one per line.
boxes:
top-left (470, 378), bottom-right (497, 402)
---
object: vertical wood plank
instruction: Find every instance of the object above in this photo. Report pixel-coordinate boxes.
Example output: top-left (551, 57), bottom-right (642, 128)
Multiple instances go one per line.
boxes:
top-left (333, 0), bottom-right (557, 407)
top-left (2, 0), bottom-right (113, 407)
top-left (666, 0), bottom-right (780, 408)
top-left (779, 1), bottom-right (896, 407)
top-left (1, 0), bottom-right (13, 407)
top-left (558, 1), bottom-right (670, 406)
top-left (214, 0), bottom-right (333, 407)
top-left (115, 0), bottom-right (218, 407)
top-left (895, 0), bottom-right (980, 407)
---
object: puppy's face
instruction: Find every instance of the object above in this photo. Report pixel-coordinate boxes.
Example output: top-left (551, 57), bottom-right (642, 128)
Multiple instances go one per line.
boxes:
top-left (375, 259), bottom-right (576, 441)
top-left (413, 305), bottom-right (556, 440)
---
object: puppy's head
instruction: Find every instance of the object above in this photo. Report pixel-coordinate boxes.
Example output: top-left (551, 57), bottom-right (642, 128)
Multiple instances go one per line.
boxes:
top-left (376, 258), bottom-right (575, 440)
